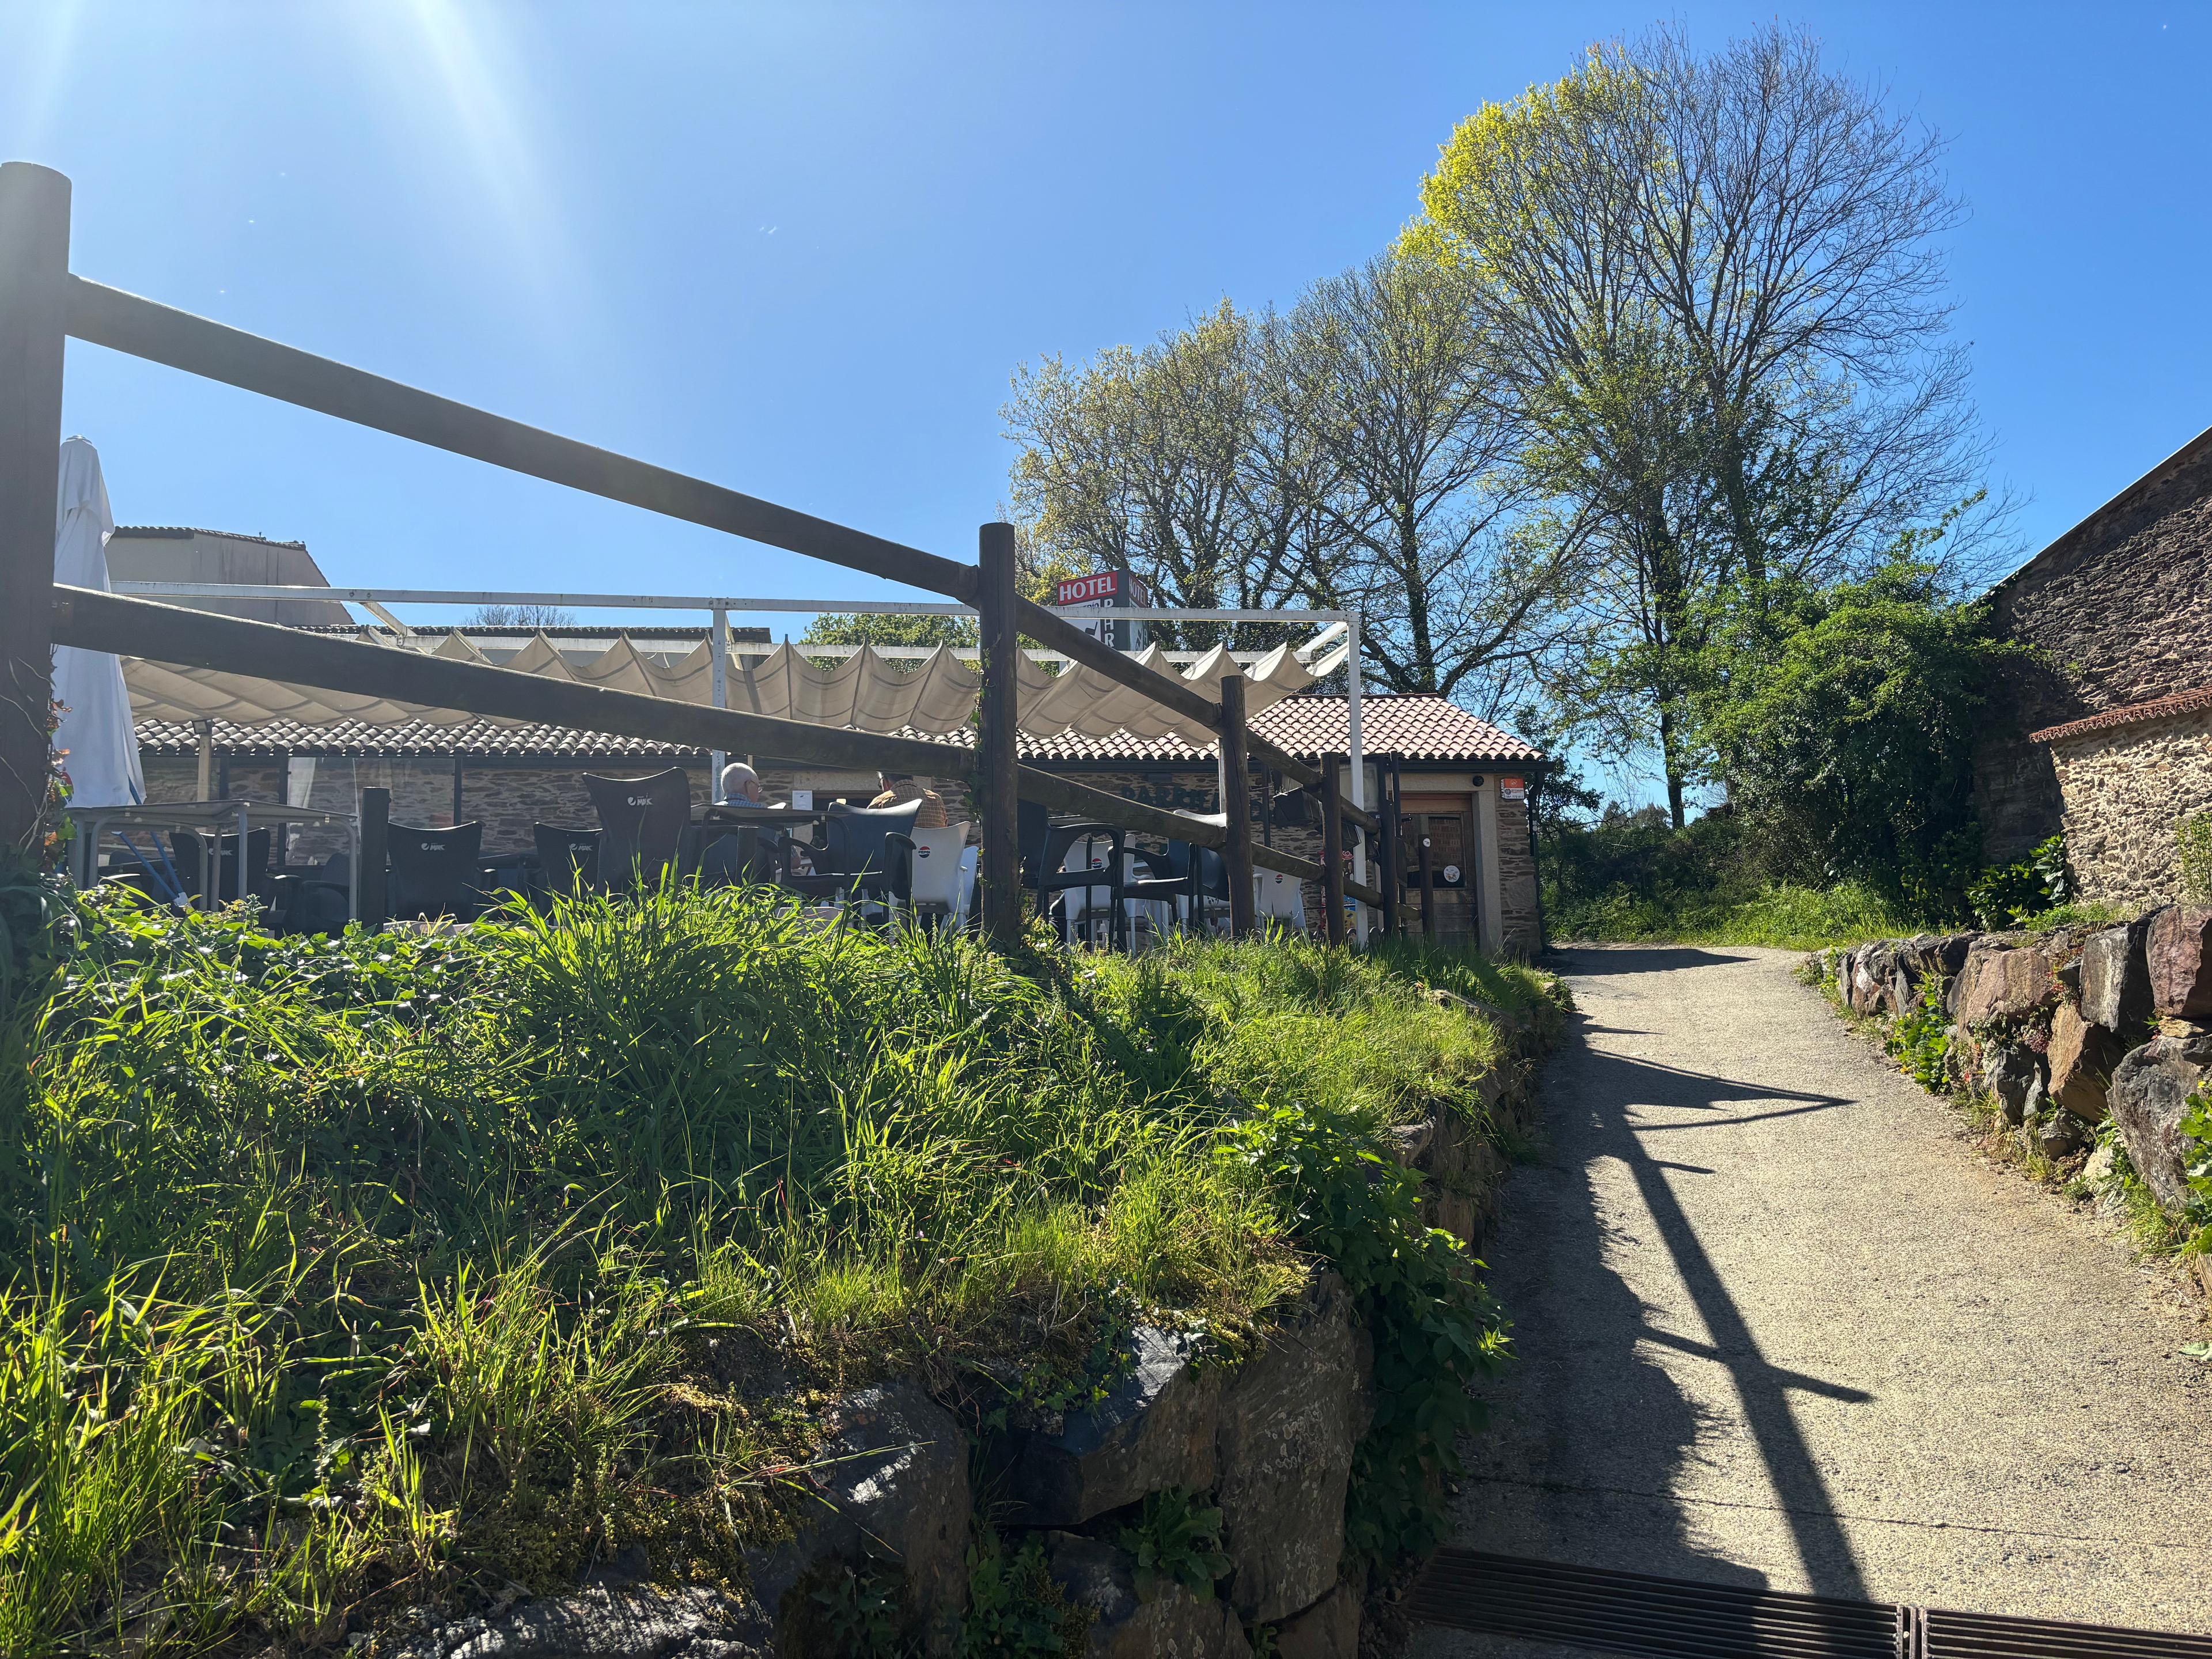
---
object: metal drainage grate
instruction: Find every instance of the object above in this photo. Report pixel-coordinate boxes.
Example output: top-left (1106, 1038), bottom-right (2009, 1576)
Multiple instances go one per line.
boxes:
top-left (1404, 1550), bottom-right (2212, 1659)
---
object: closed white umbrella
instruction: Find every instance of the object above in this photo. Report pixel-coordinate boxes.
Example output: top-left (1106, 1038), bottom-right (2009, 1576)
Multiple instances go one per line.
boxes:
top-left (50, 437), bottom-right (145, 806)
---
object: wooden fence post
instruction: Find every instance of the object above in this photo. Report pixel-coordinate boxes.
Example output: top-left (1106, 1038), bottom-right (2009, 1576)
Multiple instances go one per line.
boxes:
top-left (0, 162), bottom-right (71, 857)
top-left (976, 523), bottom-right (1023, 949)
top-left (1321, 754), bottom-right (1346, 947)
top-left (357, 786), bottom-right (389, 927)
top-left (1372, 759), bottom-right (1395, 937)
top-left (1219, 673), bottom-right (1256, 938)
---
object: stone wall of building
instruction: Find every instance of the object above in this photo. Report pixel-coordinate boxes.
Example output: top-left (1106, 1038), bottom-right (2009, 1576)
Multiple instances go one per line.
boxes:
top-left (141, 755), bottom-right (710, 859)
top-left (1978, 435), bottom-right (2212, 859)
top-left (1497, 790), bottom-right (1541, 956)
top-left (2049, 705), bottom-right (2212, 911)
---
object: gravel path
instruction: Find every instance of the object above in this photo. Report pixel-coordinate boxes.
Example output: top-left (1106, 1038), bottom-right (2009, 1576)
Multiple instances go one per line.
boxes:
top-left (1410, 944), bottom-right (2212, 1655)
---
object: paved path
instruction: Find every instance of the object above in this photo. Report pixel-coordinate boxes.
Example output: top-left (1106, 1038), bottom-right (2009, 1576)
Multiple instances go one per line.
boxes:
top-left (1411, 945), bottom-right (2212, 1656)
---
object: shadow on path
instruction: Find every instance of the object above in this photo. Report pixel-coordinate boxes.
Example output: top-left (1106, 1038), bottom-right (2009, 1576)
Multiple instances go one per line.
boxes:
top-left (1461, 996), bottom-right (1873, 1601)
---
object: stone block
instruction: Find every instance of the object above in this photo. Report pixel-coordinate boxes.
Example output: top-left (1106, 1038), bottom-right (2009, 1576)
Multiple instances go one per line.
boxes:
top-left (1984, 1043), bottom-right (2041, 1126)
top-left (1043, 1533), bottom-right (1251, 1659)
top-left (1215, 1274), bottom-right (1368, 1625)
top-left (2106, 1032), bottom-right (2212, 1215)
top-left (1269, 1584), bottom-right (1361, 1658)
top-left (389, 1588), bottom-right (771, 1659)
top-left (2148, 906), bottom-right (2212, 1019)
top-left (743, 1381), bottom-right (969, 1649)
top-left (995, 1327), bottom-right (1219, 1527)
top-left (1958, 945), bottom-right (2060, 1027)
top-left (2045, 1002), bottom-right (2122, 1123)
top-left (2080, 914), bottom-right (2156, 1032)
top-left (1849, 944), bottom-right (1893, 1017)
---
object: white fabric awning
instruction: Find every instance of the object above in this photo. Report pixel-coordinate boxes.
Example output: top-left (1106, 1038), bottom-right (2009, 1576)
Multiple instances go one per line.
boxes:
top-left (120, 629), bottom-right (1349, 749)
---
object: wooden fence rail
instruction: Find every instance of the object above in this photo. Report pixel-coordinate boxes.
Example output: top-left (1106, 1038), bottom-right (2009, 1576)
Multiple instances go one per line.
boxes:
top-left (51, 586), bottom-right (980, 779)
top-left (62, 276), bottom-right (979, 604)
top-left (7, 160), bottom-right (1395, 950)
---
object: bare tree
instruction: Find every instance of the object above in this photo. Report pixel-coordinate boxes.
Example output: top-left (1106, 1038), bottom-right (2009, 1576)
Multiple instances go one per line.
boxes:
top-left (469, 603), bottom-right (574, 628)
top-left (1278, 250), bottom-right (1585, 709)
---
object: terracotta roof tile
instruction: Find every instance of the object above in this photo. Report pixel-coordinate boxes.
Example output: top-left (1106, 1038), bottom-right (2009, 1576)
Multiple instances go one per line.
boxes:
top-left (135, 694), bottom-right (1543, 768)
top-left (135, 717), bottom-right (702, 762)
top-left (2031, 684), bottom-right (2212, 746)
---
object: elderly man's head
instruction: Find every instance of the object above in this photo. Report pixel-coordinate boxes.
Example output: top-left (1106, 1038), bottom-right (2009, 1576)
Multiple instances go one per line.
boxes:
top-left (719, 761), bottom-right (764, 804)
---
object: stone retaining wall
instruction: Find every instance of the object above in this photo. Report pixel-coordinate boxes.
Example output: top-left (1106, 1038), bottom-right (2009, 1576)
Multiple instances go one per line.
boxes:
top-left (381, 1003), bottom-right (1552, 1659)
top-left (1819, 910), bottom-right (2212, 1232)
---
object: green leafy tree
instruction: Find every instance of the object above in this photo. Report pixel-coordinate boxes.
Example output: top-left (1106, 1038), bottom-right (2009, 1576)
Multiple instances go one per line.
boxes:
top-left (800, 610), bottom-right (976, 650)
top-left (1690, 552), bottom-right (2027, 908)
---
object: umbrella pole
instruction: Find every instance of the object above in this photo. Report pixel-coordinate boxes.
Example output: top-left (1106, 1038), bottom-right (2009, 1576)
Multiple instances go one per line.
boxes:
top-left (194, 718), bottom-right (214, 800)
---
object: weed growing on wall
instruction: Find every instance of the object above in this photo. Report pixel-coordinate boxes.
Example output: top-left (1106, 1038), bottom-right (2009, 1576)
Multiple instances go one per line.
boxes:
top-left (1117, 1487), bottom-right (1230, 1601)
top-left (1883, 979), bottom-right (1953, 1092)
top-left (2180, 813), bottom-right (2212, 904)
top-left (1229, 1101), bottom-right (1510, 1563)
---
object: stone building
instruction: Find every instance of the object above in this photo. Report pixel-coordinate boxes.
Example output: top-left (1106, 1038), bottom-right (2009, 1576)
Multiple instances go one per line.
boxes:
top-left (145, 690), bottom-right (1548, 956)
top-left (1977, 423), bottom-right (2212, 904)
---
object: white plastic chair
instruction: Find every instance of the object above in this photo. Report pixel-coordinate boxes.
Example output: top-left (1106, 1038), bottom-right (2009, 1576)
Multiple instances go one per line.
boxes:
top-left (904, 823), bottom-right (971, 929)
top-left (1255, 869), bottom-right (1308, 932)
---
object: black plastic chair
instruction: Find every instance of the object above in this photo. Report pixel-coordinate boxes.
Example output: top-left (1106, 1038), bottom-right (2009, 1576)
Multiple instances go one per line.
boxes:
top-left (532, 823), bottom-right (601, 896)
top-left (168, 828), bottom-right (271, 907)
top-left (777, 799), bottom-right (924, 915)
top-left (270, 850), bottom-right (351, 935)
top-left (583, 770), bottom-right (691, 890)
top-left (696, 828), bottom-right (781, 888)
top-left (1029, 819), bottom-right (1130, 949)
top-left (476, 850), bottom-right (538, 911)
top-left (387, 821), bottom-right (484, 921)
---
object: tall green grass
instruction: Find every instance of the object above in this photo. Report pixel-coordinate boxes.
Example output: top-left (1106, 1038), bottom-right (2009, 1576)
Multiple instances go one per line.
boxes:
top-left (0, 884), bottom-right (1550, 1653)
top-left (1549, 878), bottom-right (1938, 951)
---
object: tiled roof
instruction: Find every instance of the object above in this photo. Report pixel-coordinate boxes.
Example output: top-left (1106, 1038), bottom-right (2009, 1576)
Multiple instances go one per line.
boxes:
top-left (1255, 694), bottom-right (1543, 764)
top-left (135, 694), bottom-right (1543, 768)
top-left (2032, 684), bottom-right (2212, 746)
top-left (135, 717), bottom-right (700, 762)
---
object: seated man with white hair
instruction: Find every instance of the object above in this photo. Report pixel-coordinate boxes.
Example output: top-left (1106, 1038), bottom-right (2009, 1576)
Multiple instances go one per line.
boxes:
top-left (719, 761), bottom-right (769, 805)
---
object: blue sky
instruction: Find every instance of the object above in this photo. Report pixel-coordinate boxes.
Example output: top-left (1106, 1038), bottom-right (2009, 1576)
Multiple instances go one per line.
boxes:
top-left (5, 2), bottom-right (2208, 792)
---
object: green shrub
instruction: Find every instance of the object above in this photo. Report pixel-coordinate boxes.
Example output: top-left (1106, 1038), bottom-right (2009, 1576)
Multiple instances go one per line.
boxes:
top-left (1229, 1100), bottom-right (1508, 1563)
top-left (1967, 834), bottom-right (2071, 930)
top-left (2181, 813), bottom-right (2212, 904)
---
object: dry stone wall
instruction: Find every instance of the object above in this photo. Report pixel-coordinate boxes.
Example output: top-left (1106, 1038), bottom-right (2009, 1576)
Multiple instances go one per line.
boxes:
top-left (2048, 703), bottom-right (2212, 911)
top-left (1821, 907), bottom-right (2212, 1217)
top-left (377, 1010), bottom-right (1555, 1659)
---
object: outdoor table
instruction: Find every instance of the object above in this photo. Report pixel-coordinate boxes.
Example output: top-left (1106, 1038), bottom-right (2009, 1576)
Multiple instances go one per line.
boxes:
top-left (66, 799), bottom-right (362, 921)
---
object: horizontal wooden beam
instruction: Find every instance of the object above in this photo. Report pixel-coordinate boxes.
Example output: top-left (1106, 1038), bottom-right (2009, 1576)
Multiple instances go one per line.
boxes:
top-left (1015, 766), bottom-right (1227, 849)
top-left (52, 586), bottom-right (978, 778)
top-left (1253, 843), bottom-right (1324, 883)
top-left (63, 276), bottom-right (978, 604)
